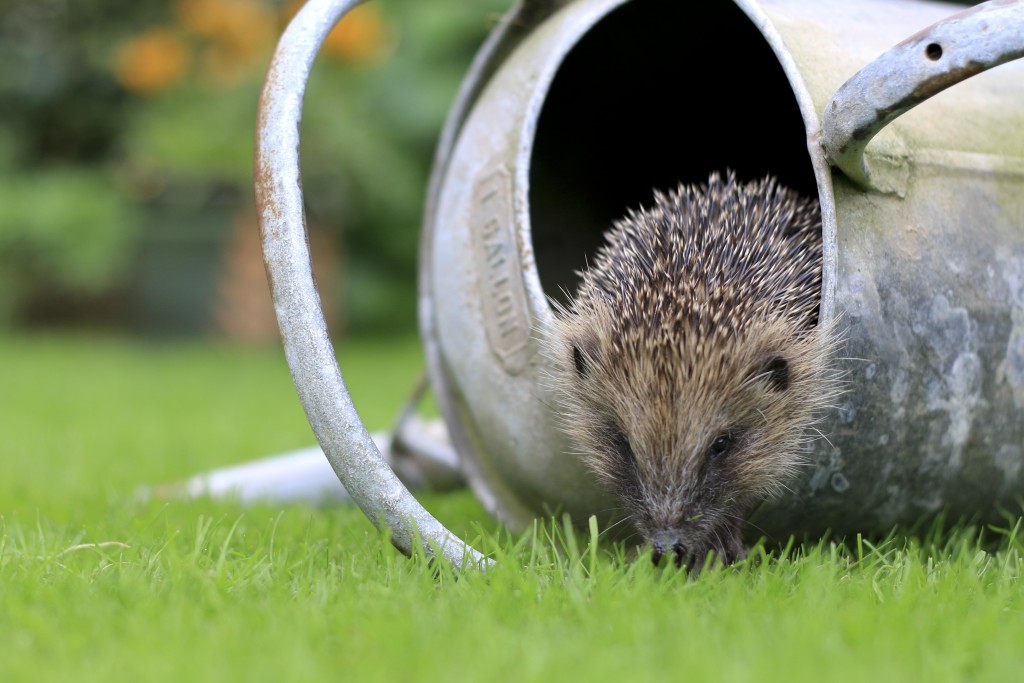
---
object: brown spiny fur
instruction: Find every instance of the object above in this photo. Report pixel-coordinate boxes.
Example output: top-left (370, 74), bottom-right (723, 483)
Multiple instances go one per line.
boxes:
top-left (547, 171), bottom-right (836, 570)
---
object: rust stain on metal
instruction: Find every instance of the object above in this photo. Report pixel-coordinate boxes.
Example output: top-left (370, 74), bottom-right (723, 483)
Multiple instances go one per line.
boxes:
top-left (896, 0), bottom-right (1003, 48)
top-left (911, 60), bottom-right (988, 100)
top-left (255, 62), bottom-right (285, 240)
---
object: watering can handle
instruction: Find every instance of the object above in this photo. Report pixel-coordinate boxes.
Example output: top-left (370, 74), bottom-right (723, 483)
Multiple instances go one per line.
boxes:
top-left (254, 0), bottom-right (490, 569)
top-left (822, 0), bottom-right (1024, 190)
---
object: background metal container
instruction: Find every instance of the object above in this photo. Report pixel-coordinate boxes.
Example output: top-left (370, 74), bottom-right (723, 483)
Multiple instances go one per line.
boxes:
top-left (257, 0), bottom-right (1024, 562)
top-left (419, 0), bottom-right (1024, 540)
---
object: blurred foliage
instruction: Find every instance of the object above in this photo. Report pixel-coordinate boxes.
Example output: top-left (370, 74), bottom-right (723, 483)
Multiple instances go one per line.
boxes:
top-left (0, 164), bottom-right (135, 322)
top-left (0, 0), bottom-right (510, 332)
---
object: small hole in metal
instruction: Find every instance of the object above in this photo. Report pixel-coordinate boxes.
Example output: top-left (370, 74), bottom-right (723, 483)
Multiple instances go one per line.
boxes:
top-left (926, 43), bottom-right (943, 61)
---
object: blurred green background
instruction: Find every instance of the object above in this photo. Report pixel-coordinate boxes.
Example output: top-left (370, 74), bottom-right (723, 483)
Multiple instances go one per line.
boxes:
top-left (0, 0), bottom-right (509, 338)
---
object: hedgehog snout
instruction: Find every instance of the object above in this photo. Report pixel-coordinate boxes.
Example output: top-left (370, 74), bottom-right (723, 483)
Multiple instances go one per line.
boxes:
top-left (645, 515), bottom-right (748, 571)
top-left (650, 532), bottom-right (687, 568)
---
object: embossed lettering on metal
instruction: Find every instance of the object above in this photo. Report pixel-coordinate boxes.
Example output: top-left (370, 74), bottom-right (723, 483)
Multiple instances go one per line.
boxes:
top-left (472, 166), bottom-right (530, 375)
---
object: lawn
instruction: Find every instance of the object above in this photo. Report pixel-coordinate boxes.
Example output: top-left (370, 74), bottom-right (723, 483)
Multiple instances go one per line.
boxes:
top-left (2, 333), bottom-right (1023, 682)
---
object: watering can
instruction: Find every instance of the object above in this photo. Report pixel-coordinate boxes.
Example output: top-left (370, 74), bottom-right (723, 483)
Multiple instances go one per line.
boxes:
top-left (255, 0), bottom-right (1024, 566)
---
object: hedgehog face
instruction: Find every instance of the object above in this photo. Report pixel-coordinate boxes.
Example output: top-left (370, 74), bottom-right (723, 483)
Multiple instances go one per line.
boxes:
top-left (548, 173), bottom-right (830, 570)
top-left (560, 315), bottom-right (825, 570)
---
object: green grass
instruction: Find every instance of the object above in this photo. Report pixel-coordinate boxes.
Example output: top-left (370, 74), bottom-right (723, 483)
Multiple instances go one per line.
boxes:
top-left (2, 334), bottom-right (1023, 682)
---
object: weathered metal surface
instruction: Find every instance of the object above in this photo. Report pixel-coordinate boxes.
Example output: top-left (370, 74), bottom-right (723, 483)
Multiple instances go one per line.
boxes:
top-left (746, 0), bottom-right (1024, 538)
top-left (254, 0), bottom-right (487, 568)
top-left (823, 0), bottom-right (1024, 191)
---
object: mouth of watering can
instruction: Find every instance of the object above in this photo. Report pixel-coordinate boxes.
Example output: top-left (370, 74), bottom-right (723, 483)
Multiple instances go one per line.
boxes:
top-left (526, 0), bottom-right (821, 309)
top-left (421, 0), bottom-right (831, 536)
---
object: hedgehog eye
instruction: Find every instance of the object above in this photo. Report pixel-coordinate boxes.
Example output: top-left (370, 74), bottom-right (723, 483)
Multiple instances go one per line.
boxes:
top-left (707, 432), bottom-right (735, 460)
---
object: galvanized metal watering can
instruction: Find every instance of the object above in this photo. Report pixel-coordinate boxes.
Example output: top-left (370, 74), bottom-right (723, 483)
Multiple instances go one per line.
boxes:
top-left (255, 0), bottom-right (1024, 566)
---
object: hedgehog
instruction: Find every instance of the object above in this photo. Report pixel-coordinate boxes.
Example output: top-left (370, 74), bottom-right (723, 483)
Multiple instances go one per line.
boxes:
top-left (547, 171), bottom-right (837, 570)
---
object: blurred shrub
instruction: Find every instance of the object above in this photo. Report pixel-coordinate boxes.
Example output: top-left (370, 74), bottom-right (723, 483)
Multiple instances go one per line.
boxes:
top-left (0, 0), bottom-right (162, 323)
top-left (0, 166), bottom-right (135, 322)
top-left (0, 0), bottom-right (510, 333)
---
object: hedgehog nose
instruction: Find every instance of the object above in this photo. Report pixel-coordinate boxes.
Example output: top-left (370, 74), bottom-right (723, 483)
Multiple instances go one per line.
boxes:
top-left (651, 536), bottom-right (687, 568)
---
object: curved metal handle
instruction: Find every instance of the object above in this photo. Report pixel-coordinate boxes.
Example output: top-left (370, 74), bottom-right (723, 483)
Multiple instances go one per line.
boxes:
top-left (823, 0), bottom-right (1024, 190)
top-left (254, 0), bottom-right (489, 569)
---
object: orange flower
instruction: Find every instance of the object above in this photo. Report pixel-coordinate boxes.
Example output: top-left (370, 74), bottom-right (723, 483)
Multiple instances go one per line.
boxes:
top-left (282, 1), bottom-right (393, 65)
top-left (177, 0), bottom-right (274, 52)
top-left (177, 0), bottom-right (276, 84)
top-left (324, 4), bottom-right (392, 63)
top-left (114, 28), bottom-right (190, 94)
top-left (176, 0), bottom-right (228, 36)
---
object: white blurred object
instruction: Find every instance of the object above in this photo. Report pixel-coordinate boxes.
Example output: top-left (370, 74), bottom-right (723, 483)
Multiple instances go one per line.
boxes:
top-left (145, 414), bottom-right (464, 505)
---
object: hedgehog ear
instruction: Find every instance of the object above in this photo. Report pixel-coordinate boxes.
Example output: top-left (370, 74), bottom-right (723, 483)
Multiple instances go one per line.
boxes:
top-left (751, 355), bottom-right (789, 392)
top-left (572, 344), bottom-right (588, 377)
top-left (570, 336), bottom-right (598, 379)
